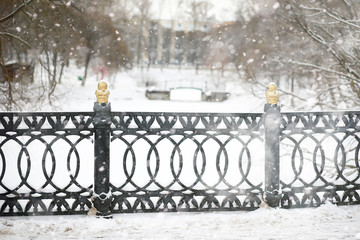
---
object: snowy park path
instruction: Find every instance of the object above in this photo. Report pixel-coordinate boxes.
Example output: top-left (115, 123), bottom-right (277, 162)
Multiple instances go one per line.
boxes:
top-left (1, 204), bottom-right (359, 240)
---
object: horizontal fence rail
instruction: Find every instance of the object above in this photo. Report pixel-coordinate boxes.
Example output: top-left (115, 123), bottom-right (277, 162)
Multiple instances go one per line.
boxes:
top-left (0, 110), bottom-right (359, 216)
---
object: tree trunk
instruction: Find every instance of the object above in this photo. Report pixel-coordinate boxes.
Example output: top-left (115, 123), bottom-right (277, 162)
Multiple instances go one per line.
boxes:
top-left (48, 52), bottom-right (58, 103)
top-left (0, 38), bottom-right (13, 110)
top-left (82, 51), bottom-right (92, 86)
top-left (291, 74), bottom-right (295, 107)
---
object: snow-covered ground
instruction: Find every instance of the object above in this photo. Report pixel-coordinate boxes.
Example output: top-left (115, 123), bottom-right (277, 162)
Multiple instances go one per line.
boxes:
top-left (1, 204), bottom-right (360, 240)
top-left (1, 67), bottom-right (360, 239)
top-left (38, 67), bottom-right (267, 113)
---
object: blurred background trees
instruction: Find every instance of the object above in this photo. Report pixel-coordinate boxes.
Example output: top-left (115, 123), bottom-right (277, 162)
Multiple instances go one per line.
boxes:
top-left (279, 0), bottom-right (360, 108)
top-left (0, 0), bottom-right (130, 110)
top-left (1, 0), bottom-right (360, 110)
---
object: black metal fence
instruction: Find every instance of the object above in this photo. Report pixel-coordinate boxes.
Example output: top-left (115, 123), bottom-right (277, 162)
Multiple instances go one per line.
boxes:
top-left (279, 111), bottom-right (360, 208)
top-left (0, 107), bottom-right (359, 216)
top-left (0, 112), bottom-right (94, 216)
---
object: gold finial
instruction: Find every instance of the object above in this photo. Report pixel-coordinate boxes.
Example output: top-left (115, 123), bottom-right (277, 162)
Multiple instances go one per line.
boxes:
top-left (95, 81), bottom-right (110, 104)
top-left (266, 82), bottom-right (279, 105)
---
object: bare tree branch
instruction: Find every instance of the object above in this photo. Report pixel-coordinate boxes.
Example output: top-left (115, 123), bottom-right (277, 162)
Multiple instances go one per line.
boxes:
top-left (324, 9), bottom-right (360, 30)
top-left (0, 32), bottom-right (31, 48)
top-left (251, 80), bottom-right (308, 102)
top-left (0, 0), bottom-right (33, 23)
top-left (288, 60), bottom-right (360, 82)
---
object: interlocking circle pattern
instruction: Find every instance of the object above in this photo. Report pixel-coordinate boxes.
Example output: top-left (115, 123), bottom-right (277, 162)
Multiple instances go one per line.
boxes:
top-left (0, 111), bottom-right (359, 215)
top-left (109, 112), bottom-right (264, 212)
top-left (280, 112), bottom-right (360, 208)
top-left (0, 113), bottom-right (94, 215)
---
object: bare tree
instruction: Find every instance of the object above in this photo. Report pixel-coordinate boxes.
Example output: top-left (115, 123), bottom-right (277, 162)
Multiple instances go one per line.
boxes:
top-left (132, 0), bottom-right (152, 68)
top-left (208, 0), bottom-right (357, 110)
top-left (78, 11), bottom-right (130, 86)
top-left (163, 0), bottom-right (185, 68)
top-left (0, 0), bottom-right (33, 110)
top-left (278, 0), bottom-right (360, 108)
top-left (0, 0), bottom-right (130, 110)
top-left (186, 0), bottom-right (213, 72)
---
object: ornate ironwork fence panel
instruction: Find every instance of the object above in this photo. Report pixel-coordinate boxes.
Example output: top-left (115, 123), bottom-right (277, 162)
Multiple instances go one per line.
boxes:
top-left (279, 111), bottom-right (360, 208)
top-left (109, 112), bottom-right (265, 212)
top-left (1, 110), bottom-right (359, 216)
top-left (0, 112), bottom-right (94, 216)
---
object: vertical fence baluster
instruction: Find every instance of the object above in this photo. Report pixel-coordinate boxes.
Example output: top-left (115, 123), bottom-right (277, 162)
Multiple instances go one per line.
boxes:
top-left (92, 81), bottom-right (112, 218)
top-left (263, 82), bottom-right (282, 207)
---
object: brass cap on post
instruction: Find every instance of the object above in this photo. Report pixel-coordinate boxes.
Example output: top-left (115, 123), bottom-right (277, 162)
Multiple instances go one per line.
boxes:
top-left (95, 81), bottom-right (110, 104)
top-left (266, 82), bottom-right (279, 105)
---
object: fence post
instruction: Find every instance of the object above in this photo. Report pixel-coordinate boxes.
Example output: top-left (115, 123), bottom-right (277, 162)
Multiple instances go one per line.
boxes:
top-left (92, 81), bottom-right (112, 218)
top-left (263, 82), bottom-right (282, 207)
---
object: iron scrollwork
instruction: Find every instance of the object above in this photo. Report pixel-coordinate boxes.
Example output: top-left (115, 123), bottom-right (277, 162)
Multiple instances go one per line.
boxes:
top-left (279, 111), bottom-right (360, 208)
top-left (0, 110), bottom-right (359, 216)
top-left (109, 112), bottom-right (265, 213)
top-left (0, 112), bottom-right (94, 216)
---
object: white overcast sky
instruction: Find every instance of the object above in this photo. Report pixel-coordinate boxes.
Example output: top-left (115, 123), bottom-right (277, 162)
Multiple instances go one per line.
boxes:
top-left (150, 0), bottom-right (237, 22)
